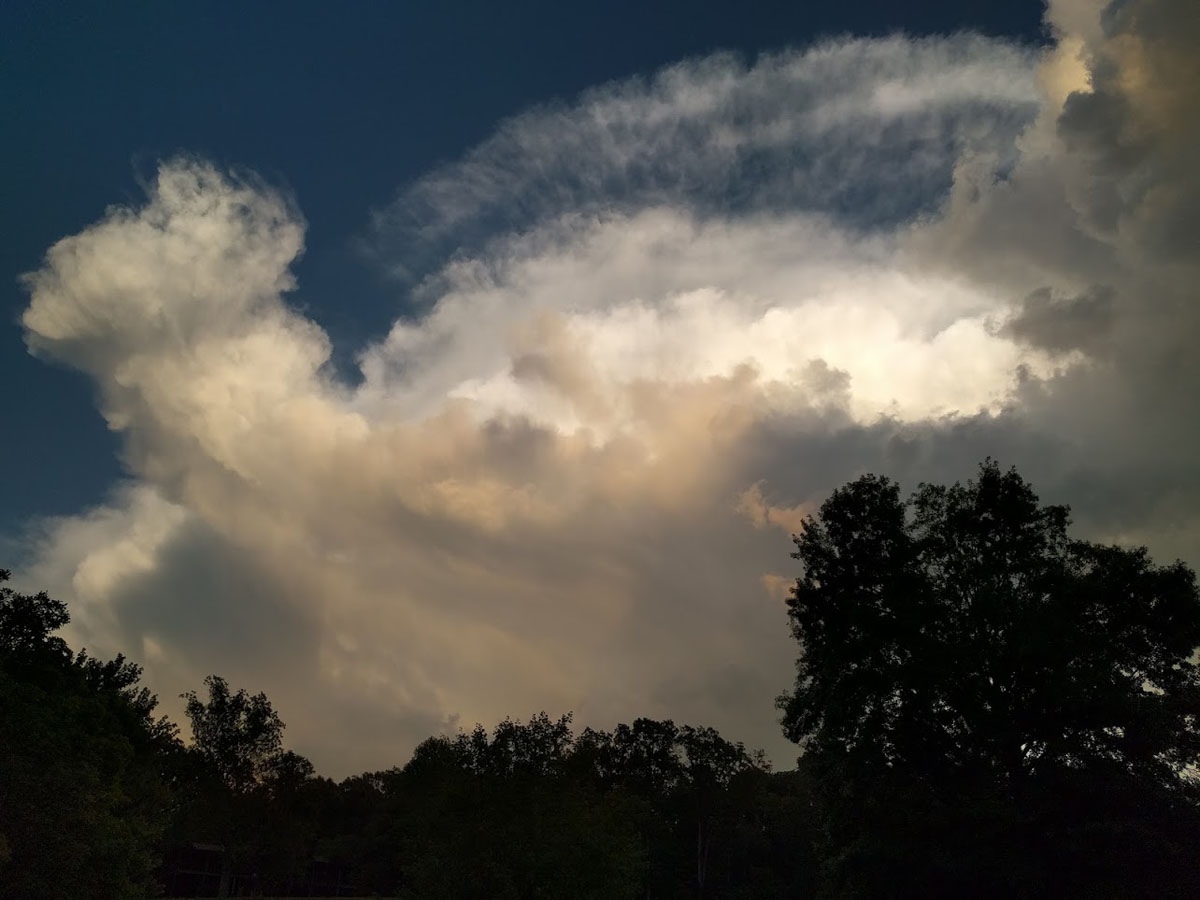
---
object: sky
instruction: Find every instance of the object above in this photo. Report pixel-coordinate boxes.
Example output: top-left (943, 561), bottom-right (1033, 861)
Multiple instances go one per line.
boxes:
top-left (4, 0), bottom-right (1197, 776)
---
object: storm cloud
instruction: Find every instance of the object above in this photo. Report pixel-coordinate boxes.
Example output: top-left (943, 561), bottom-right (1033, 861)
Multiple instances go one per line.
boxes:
top-left (15, 0), bottom-right (1200, 775)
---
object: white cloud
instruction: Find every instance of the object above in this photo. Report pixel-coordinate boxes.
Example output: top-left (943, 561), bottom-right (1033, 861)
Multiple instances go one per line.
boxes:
top-left (13, 1), bottom-right (1200, 775)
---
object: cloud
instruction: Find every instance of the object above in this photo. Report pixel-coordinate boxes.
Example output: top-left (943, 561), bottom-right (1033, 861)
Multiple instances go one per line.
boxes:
top-left (13, 0), bottom-right (1200, 775)
top-left (911, 0), bottom-right (1200, 559)
top-left (1002, 285), bottom-right (1115, 354)
top-left (372, 34), bottom-right (1039, 278)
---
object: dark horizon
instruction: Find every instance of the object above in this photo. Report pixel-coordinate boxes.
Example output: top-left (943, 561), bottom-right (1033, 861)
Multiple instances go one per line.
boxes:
top-left (6, 458), bottom-right (1200, 897)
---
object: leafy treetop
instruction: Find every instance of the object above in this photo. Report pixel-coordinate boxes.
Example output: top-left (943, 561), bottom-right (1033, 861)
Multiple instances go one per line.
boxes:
top-left (778, 460), bottom-right (1200, 786)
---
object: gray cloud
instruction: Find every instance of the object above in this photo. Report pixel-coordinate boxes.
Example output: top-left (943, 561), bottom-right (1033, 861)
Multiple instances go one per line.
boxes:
top-left (908, 0), bottom-right (1200, 561)
top-left (1056, 0), bottom-right (1200, 261)
top-left (1002, 285), bottom-right (1115, 354)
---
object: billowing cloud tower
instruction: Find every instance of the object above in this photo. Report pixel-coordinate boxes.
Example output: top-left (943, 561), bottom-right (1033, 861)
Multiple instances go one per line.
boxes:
top-left (18, 0), bottom-right (1199, 774)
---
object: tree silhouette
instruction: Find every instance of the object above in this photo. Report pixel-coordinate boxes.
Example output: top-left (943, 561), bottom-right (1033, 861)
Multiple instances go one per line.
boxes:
top-left (179, 674), bottom-right (295, 896)
top-left (0, 570), bottom-right (69, 659)
top-left (0, 570), bottom-right (177, 900)
top-left (779, 461), bottom-right (1200, 895)
top-left (397, 712), bottom-right (646, 899)
top-left (17, 458), bottom-right (1200, 897)
top-left (183, 675), bottom-right (286, 794)
top-left (574, 717), bottom-right (770, 898)
top-left (2, 570), bottom-right (812, 898)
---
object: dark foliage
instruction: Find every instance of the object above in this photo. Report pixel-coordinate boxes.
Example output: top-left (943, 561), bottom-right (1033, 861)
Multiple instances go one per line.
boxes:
top-left (317, 713), bottom-right (796, 899)
top-left (0, 569), bottom-right (179, 900)
top-left (171, 676), bottom-right (325, 897)
top-left (779, 461), bottom-right (1200, 896)
top-left (4, 460), bottom-right (1199, 898)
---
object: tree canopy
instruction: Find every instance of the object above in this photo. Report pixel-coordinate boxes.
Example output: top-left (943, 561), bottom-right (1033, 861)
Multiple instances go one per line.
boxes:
top-left (0, 570), bottom-right (179, 900)
top-left (183, 674), bottom-right (287, 794)
top-left (5, 460), bottom-right (1200, 897)
top-left (779, 461), bottom-right (1200, 895)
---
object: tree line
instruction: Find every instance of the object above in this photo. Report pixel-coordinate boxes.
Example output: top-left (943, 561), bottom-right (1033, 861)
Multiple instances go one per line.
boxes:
top-left (3, 460), bottom-right (1200, 898)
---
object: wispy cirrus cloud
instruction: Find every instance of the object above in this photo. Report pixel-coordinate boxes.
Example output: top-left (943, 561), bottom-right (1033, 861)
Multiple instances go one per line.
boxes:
top-left (372, 34), bottom-right (1040, 278)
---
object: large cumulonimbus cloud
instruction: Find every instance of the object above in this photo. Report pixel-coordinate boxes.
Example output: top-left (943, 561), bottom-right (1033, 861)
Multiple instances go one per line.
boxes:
top-left (15, 0), bottom-right (1200, 775)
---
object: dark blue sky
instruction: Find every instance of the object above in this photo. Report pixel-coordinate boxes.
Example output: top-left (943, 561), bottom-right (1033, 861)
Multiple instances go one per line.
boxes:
top-left (1, 1), bottom-right (1044, 537)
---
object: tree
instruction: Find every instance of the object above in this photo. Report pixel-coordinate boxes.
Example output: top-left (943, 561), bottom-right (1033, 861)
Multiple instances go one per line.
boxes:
top-left (575, 718), bottom-right (769, 899)
top-left (178, 675), bottom-right (293, 897)
top-left (182, 675), bottom-right (285, 794)
top-left (0, 569), bottom-right (70, 660)
top-left (0, 570), bottom-right (178, 900)
top-left (396, 713), bottom-right (646, 900)
top-left (777, 462), bottom-right (1200, 895)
